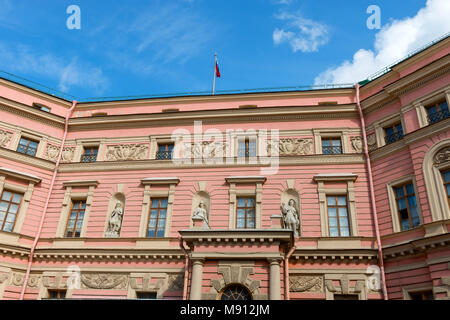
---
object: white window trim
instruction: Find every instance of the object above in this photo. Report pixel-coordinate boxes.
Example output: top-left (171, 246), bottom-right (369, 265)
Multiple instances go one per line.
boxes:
top-left (412, 87), bottom-right (450, 128)
top-left (56, 180), bottom-right (98, 238)
top-left (314, 174), bottom-right (358, 237)
top-left (74, 139), bottom-right (103, 162)
top-left (226, 176), bottom-right (266, 229)
top-left (374, 113), bottom-right (406, 148)
top-left (139, 178), bottom-right (179, 237)
top-left (313, 129), bottom-right (349, 154)
top-left (12, 130), bottom-right (46, 158)
top-left (423, 140), bottom-right (450, 222)
top-left (386, 174), bottom-right (423, 233)
top-left (0, 167), bottom-right (41, 234)
top-left (150, 135), bottom-right (177, 160)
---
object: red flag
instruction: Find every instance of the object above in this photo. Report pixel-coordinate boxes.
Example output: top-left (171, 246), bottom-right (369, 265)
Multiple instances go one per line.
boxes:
top-left (215, 61), bottom-right (221, 78)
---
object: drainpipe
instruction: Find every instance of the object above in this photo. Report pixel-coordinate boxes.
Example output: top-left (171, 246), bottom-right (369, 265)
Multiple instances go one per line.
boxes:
top-left (20, 100), bottom-right (77, 300)
top-left (355, 84), bottom-right (388, 300)
top-left (284, 245), bottom-right (296, 300)
top-left (179, 237), bottom-right (190, 300)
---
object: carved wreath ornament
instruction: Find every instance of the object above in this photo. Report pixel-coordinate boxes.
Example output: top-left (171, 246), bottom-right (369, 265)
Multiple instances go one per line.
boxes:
top-left (81, 274), bottom-right (128, 289)
top-left (434, 147), bottom-right (450, 166)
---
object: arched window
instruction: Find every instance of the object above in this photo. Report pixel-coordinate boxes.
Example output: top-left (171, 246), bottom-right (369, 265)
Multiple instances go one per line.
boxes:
top-left (220, 284), bottom-right (252, 300)
top-left (423, 141), bottom-right (450, 221)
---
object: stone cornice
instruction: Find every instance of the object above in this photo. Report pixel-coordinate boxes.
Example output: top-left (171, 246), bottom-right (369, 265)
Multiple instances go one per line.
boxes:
top-left (359, 36), bottom-right (450, 96)
top-left (225, 176), bottom-right (267, 184)
top-left (141, 177), bottom-right (180, 185)
top-left (62, 180), bottom-right (99, 188)
top-left (0, 167), bottom-right (41, 183)
top-left (0, 147), bottom-right (56, 171)
top-left (0, 96), bottom-right (65, 129)
top-left (179, 229), bottom-right (293, 246)
top-left (57, 155), bottom-right (365, 173)
top-left (68, 105), bottom-right (359, 130)
top-left (292, 249), bottom-right (378, 262)
top-left (384, 54), bottom-right (450, 97)
top-left (360, 53), bottom-right (449, 115)
top-left (313, 173), bottom-right (358, 182)
top-left (75, 88), bottom-right (355, 110)
top-left (382, 232), bottom-right (450, 259)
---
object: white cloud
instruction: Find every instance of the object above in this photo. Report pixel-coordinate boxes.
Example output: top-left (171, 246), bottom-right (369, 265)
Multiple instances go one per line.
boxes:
top-left (272, 0), bottom-right (294, 5)
top-left (314, 0), bottom-right (450, 85)
top-left (0, 42), bottom-right (108, 94)
top-left (273, 11), bottom-right (329, 53)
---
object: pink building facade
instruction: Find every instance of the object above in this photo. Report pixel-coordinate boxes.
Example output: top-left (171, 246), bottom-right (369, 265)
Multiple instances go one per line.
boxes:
top-left (0, 37), bottom-right (448, 300)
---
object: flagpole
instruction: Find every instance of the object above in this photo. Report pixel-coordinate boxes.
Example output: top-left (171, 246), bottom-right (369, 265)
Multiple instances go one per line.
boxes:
top-left (212, 52), bottom-right (217, 95)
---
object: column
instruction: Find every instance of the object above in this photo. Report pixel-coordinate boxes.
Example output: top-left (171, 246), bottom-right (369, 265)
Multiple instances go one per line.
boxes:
top-left (190, 259), bottom-right (204, 300)
top-left (268, 258), bottom-right (281, 300)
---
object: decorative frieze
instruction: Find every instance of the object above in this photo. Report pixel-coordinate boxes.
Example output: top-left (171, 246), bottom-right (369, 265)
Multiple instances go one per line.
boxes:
top-left (267, 138), bottom-right (313, 156)
top-left (433, 146), bottom-right (450, 166)
top-left (350, 136), bottom-right (363, 153)
top-left (9, 272), bottom-right (40, 288)
top-left (0, 129), bottom-right (12, 148)
top-left (80, 274), bottom-right (128, 289)
top-left (45, 144), bottom-right (60, 162)
top-left (61, 147), bottom-right (75, 163)
top-left (367, 133), bottom-right (377, 151)
top-left (289, 275), bottom-right (323, 292)
top-left (182, 141), bottom-right (228, 158)
top-left (105, 144), bottom-right (148, 161)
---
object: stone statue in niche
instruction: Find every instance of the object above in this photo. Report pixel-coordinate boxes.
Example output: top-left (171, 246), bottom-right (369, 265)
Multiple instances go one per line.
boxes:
top-left (281, 199), bottom-right (300, 237)
top-left (192, 200), bottom-right (210, 229)
top-left (105, 202), bottom-right (124, 237)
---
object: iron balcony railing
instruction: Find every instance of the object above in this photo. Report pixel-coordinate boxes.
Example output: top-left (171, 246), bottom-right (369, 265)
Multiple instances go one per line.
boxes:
top-left (80, 154), bottom-right (98, 163)
top-left (156, 150), bottom-right (173, 160)
top-left (384, 131), bottom-right (404, 145)
top-left (427, 109), bottom-right (450, 125)
top-left (322, 146), bottom-right (343, 154)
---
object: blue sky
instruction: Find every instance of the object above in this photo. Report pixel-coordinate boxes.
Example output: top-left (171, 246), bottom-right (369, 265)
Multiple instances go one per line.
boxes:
top-left (0, 0), bottom-right (448, 99)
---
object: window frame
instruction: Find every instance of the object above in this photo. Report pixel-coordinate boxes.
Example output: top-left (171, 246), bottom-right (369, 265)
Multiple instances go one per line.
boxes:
top-left (237, 137), bottom-right (257, 158)
top-left (156, 143), bottom-right (174, 160)
top-left (0, 189), bottom-right (23, 233)
top-left (146, 197), bottom-right (168, 238)
top-left (16, 137), bottom-right (39, 157)
top-left (383, 122), bottom-right (404, 145)
top-left (441, 168), bottom-right (450, 208)
top-left (386, 175), bottom-right (423, 233)
top-left (321, 137), bottom-right (343, 155)
top-left (64, 199), bottom-right (87, 238)
top-left (425, 99), bottom-right (449, 125)
top-left (47, 289), bottom-right (67, 300)
top-left (80, 146), bottom-right (99, 163)
top-left (236, 197), bottom-right (256, 229)
top-left (326, 195), bottom-right (351, 237)
top-left (393, 182), bottom-right (420, 231)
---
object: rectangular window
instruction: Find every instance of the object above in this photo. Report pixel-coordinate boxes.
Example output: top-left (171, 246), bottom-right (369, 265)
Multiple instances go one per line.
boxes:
top-left (394, 183), bottom-right (420, 231)
top-left (442, 169), bottom-right (450, 207)
top-left (48, 289), bottom-right (66, 299)
top-left (327, 195), bottom-right (350, 237)
top-left (156, 143), bottom-right (174, 160)
top-left (238, 138), bottom-right (257, 158)
top-left (65, 200), bottom-right (86, 238)
top-left (147, 198), bottom-right (168, 237)
top-left (32, 103), bottom-right (51, 112)
top-left (409, 290), bottom-right (433, 300)
top-left (426, 100), bottom-right (449, 125)
top-left (136, 292), bottom-right (157, 299)
top-left (384, 122), bottom-right (404, 144)
top-left (17, 137), bottom-right (39, 156)
top-left (236, 197), bottom-right (256, 229)
top-left (0, 190), bottom-right (23, 232)
top-left (322, 138), bottom-right (342, 154)
top-left (81, 147), bottom-right (98, 163)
